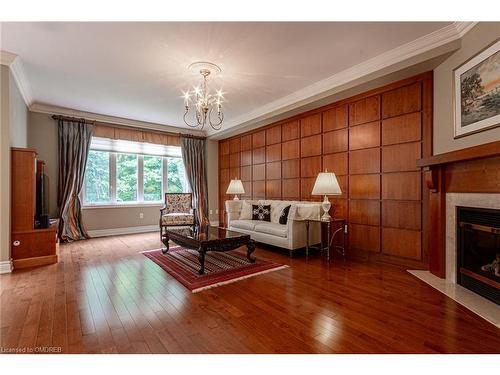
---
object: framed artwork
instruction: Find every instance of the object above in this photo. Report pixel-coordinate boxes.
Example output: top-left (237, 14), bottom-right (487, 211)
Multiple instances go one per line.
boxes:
top-left (454, 39), bottom-right (500, 138)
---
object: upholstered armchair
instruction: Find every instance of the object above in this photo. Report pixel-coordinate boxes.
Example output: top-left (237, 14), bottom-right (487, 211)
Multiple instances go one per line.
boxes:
top-left (160, 193), bottom-right (197, 243)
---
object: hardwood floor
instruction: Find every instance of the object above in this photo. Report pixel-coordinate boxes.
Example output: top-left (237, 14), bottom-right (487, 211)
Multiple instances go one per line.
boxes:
top-left (1, 232), bottom-right (499, 354)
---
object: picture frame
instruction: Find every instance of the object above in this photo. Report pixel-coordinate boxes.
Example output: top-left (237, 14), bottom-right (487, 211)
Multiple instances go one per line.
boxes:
top-left (453, 39), bottom-right (500, 138)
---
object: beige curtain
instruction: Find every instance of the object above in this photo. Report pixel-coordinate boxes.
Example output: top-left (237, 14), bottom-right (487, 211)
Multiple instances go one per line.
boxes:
top-left (180, 135), bottom-right (210, 226)
top-left (57, 119), bottom-right (94, 242)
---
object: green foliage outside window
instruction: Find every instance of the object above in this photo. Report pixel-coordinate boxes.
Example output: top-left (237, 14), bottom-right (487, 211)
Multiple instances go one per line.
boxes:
top-left (116, 153), bottom-right (138, 202)
top-left (144, 156), bottom-right (162, 201)
top-left (167, 157), bottom-right (187, 193)
top-left (84, 150), bottom-right (110, 203)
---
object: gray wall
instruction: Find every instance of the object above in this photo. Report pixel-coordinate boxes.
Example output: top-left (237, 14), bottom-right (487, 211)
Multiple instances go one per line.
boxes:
top-left (9, 71), bottom-right (28, 148)
top-left (206, 139), bottom-right (219, 223)
top-left (433, 22), bottom-right (500, 154)
top-left (0, 64), bottom-right (29, 264)
top-left (0, 65), bottom-right (11, 263)
top-left (28, 111), bottom-right (220, 232)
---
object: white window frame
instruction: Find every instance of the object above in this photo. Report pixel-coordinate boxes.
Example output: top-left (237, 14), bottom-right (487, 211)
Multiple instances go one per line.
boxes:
top-left (82, 138), bottom-right (188, 209)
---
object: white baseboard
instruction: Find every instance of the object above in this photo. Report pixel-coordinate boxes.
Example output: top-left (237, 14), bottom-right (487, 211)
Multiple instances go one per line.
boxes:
top-left (0, 260), bottom-right (13, 274)
top-left (88, 225), bottom-right (158, 238)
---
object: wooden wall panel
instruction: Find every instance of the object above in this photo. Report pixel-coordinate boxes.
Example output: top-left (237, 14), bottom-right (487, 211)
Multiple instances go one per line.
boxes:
top-left (220, 154), bottom-right (229, 169)
top-left (241, 181), bottom-right (252, 198)
top-left (241, 150), bottom-right (252, 166)
top-left (229, 167), bottom-right (240, 180)
top-left (301, 113), bottom-right (322, 137)
top-left (382, 82), bottom-right (421, 119)
top-left (241, 134), bottom-right (252, 151)
top-left (349, 96), bottom-right (380, 126)
top-left (220, 141), bottom-right (230, 155)
top-left (382, 142), bottom-right (421, 172)
top-left (301, 156), bottom-right (322, 178)
top-left (229, 152), bottom-right (240, 168)
top-left (218, 72), bottom-right (431, 265)
top-left (253, 147), bottom-right (266, 164)
top-left (349, 175), bottom-right (380, 200)
top-left (301, 134), bottom-right (322, 157)
top-left (382, 112), bottom-right (421, 146)
top-left (266, 125), bottom-right (282, 145)
top-left (253, 164), bottom-right (266, 181)
top-left (241, 165), bottom-right (252, 181)
top-left (282, 159), bottom-right (300, 179)
top-left (382, 228), bottom-right (422, 260)
top-left (323, 153), bottom-right (347, 176)
top-left (252, 130), bottom-right (266, 148)
top-left (323, 105), bottom-right (347, 132)
top-left (282, 120), bottom-right (300, 141)
top-left (282, 140), bottom-right (300, 160)
top-left (382, 172), bottom-right (421, 200)
top-left (253, 181), bottom-right (265, 198)
top-left (349, 200), bottom-right (380, 226)
top-left (323, 129), bottom-right (348, 154)
top-left (349, 148), bottom-right (380, 175)
top-left (282, 179), bottom-right (300, 199)
top-left (349, 121), bottom-right (380, 150)
top-left (229, 138), bottom-right (241, 154)
top-left (382, 201), bottom-right (421, 230)
top-left (350, 224), bottom-right (380, 252)
top-left (266, 180), bottom-right (282, 198)
top-left (266, 161), bottom-right (281, 180)
top-left (266, 144), bottom-right (281, 162)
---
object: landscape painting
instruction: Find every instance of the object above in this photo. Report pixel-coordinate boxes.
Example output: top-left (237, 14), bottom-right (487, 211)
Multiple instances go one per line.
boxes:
top-left (454, 39), bottom-right (500, 138)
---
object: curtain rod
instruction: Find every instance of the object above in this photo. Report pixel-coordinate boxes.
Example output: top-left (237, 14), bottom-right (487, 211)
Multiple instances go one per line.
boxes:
top-left (52, 114), bottom-right (206, 140)
top-left (52, 115), bottom-right (96, 125)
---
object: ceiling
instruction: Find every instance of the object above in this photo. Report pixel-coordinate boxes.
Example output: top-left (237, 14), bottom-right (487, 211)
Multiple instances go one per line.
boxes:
top-left (1, 22), bottom-right (455, 135)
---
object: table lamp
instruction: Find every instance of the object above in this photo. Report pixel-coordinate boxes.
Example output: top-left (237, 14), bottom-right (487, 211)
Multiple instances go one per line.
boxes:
top-left (226, 179), bottom-right (245, 200)
top-left (311, 170), bottom-right (342, 221)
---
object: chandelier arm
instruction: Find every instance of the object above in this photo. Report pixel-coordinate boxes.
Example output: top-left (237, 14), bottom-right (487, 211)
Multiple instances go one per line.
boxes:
top-left (208, 107), bottom-right (224, 130)
top-left (183, 106), bottom-right (201, 128)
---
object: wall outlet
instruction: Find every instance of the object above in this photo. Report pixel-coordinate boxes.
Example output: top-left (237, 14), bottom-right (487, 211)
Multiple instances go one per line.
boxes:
top-left (209, 209), bottom-right (213, 215)
top-left (215, 209), bottom-right (219, 214)
top-left (139, 212), bottom-right (144, 219)
top-left (344, 224), bottom-right (348, 234)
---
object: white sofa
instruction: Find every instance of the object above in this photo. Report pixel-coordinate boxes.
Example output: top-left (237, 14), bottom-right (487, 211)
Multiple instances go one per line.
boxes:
top-left (225, 199), bottom-right (322, 257)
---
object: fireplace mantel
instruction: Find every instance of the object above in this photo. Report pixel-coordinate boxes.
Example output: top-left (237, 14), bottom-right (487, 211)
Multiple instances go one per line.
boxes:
top-left (417, 140), bottom-right (500, 278)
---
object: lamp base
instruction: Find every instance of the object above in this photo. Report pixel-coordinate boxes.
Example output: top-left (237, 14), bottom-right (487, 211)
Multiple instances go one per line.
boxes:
top-left (233, 195), bottom-right (239, 200)
top-left (320, 195), bottom-right (332, 221)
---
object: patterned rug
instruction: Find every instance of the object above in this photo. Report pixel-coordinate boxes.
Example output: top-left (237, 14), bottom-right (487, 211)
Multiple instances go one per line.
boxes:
top-left (142, 247), bottom-right (288, 293)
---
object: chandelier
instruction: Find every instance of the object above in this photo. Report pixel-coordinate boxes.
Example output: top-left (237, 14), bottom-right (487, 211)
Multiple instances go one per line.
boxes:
top-left (182, 62), bottom-right (224, 131)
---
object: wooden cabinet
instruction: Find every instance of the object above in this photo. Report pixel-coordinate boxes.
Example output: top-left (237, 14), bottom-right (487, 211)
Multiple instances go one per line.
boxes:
top-left (11, 148), bottom-right (58, 269)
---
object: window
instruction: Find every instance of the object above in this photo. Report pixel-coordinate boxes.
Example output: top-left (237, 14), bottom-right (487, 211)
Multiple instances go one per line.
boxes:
top-left (83, 138), bottom-right (189, 206)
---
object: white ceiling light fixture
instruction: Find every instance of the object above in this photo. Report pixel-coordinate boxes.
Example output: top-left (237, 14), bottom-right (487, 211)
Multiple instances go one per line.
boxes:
top-left (182, 61), bottom-right (225, 131)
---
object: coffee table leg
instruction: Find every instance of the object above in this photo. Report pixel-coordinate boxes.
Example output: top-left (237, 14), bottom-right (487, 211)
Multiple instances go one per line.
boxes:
top-left (198, 249), bottom-right (206, 275)
top-left (247, 240), bottom-right (256, 263)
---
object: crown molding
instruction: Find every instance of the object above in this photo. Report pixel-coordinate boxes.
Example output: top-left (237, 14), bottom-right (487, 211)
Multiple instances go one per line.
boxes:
top-left (29, 102), bottom-right (204, 135)
top-left (208, 22), bottom-right (477, 138)
top-left (0, 50), bottom-right (34, 107)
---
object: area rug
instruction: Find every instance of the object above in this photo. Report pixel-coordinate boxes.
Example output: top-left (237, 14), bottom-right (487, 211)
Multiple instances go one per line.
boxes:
top-left (142, 247), bottom-right (288, 293)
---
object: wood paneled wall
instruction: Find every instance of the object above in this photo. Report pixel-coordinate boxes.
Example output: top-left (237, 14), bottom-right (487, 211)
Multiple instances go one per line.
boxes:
top-left (219, 72), bottom-right (432, 265)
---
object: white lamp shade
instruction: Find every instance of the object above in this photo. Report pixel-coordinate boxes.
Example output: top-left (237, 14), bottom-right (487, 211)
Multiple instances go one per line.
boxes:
top-left (311, 172), bottom-right (342, 195)
top-left (226, 179), bottom-right (245, 195)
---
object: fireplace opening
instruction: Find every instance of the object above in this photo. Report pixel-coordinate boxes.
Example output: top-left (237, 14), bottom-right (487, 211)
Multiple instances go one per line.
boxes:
top-left (457, 206), bottom-right (500, 305)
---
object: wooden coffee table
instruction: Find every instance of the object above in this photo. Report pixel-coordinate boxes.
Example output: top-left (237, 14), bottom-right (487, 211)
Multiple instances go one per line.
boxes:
top-left (161, 225), bottom-right (256, 275)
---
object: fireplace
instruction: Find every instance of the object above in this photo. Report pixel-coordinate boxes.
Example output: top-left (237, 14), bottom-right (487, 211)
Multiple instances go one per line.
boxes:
top-left (457, 207), bottom-right (500, 305)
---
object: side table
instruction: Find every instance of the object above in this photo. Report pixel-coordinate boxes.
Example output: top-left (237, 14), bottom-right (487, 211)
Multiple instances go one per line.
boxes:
top-left (302, 218), bottom-right (347, 262)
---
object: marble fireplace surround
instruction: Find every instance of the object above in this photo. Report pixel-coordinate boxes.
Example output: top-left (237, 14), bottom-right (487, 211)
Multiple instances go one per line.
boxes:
top-left (410, 192), bottom-right (500, 328)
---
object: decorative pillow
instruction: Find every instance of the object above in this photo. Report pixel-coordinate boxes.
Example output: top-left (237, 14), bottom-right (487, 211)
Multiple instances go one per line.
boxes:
top-left (252, 204), bottom-right (271, 221)
top-left (240, 200), bottom-right (253, 220)
top-left (279, 205), bottom-right (291, 225)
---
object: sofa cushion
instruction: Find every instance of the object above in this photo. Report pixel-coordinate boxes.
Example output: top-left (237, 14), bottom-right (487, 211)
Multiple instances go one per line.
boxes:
top-left (252, 204), bottom-right (271, 221)
top-left (231, 219), bottom-right (259, 231)
top-left (279, 205), bottom-right (292, 225)
top-left (254, 222), bottom-right (288, 238)
top-left (240, 200), bottom-right (253, 220)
